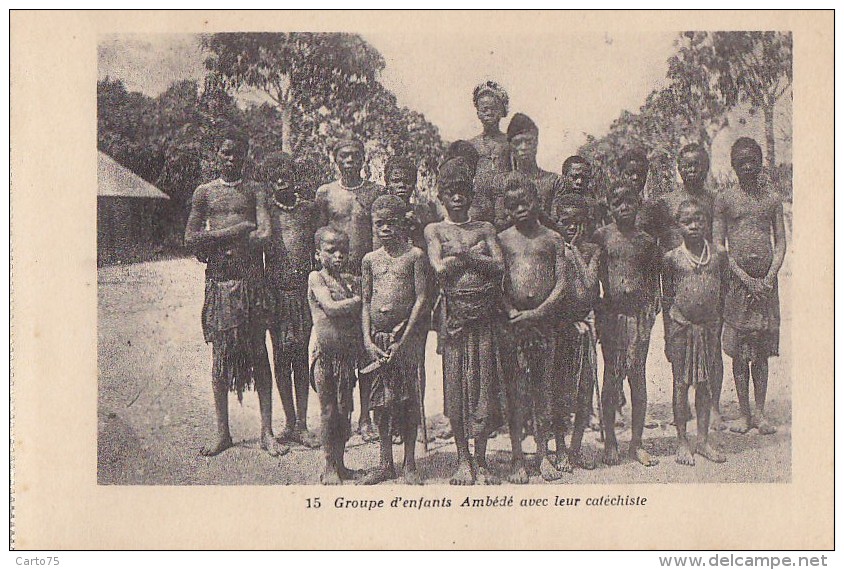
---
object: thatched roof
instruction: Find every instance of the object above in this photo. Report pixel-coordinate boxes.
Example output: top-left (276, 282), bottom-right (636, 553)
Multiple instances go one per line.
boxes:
top-left (98, 152), bottom-right (169, 199)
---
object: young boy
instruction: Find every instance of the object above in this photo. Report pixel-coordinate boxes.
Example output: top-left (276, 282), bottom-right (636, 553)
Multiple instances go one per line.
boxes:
top-left (382, 155), bottom-right (441, 250)
top-left (261, 152), bottom-right (319, 448)
top-left (360, 196), bottom-right (429, 485)
top-left (555, 193), bottom-right (602, 467)
top-left (713, 137), bottom-right (786, 435)
top-left (555, 155), bottom-right (607, 234)
top-left (619, 147), bottom-right (650, 196)
top-left (498, 175), bottom-right (568, 482)
top-left (594, 184), bottom-right (661, 466)
top-left (308, 227), bottom-right (364, 484)
top-left (663, 201), bottom-right (728, 465)
top-left (470, 81), bottom-right (512, 223)
top-left (184, 132), bottom-right (285, 457)
top-left (425, 156), bottom-right (508, 485)
top-left (315, 137), bottom-right (385, 441)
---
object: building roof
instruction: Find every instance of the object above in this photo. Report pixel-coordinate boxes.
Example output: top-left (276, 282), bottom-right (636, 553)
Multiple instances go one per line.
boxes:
top-left (98, 151), bottom-right (169, 199)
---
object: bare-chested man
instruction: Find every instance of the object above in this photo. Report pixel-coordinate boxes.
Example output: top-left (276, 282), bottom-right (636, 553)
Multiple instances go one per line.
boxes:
top-left (184, 132), bottom-right (285, 457)
top-left (594, 184), bottom-right (661, 467)
top-left (663, 201), bottom-right (728, 466)
top-left (498, 175), bottom-right (568, 482)
top-left (425, 157), bottom-right (507, 485)
top-left (359, 196), bottom-right (429, 485)
top-left (261, 152), bottom-right (319, 448)
top-left (713, 137), bottom-right (786, 435)
top-left (469, 81), bottom-right (512, 223)
top-left (315, 138), bottom-right (385, 441)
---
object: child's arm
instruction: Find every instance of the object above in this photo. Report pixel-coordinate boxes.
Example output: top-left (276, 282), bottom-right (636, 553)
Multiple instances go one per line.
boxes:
top-left (465, 224), bottom-right (505, 276)
top-left (764, 200), bottom-right (787, 288)
top-left (360, 256), bottom-right (387, 361)
top-left (712, 193), bottom-right (761, 292)
top-left (249, 186), bottom-right (272, 246)
top-left (661, 252), bottom-right (676, 305)
top-left (308, 271), bottom-right (361, 318)
top-left (184, 186), bottom-right (256, 251)
top-left (314, 186), bottom-right (330, 228)
top-left (389, 251), bottom-right (430, 362)
top-left (424, 224), bottom-right (467, 279)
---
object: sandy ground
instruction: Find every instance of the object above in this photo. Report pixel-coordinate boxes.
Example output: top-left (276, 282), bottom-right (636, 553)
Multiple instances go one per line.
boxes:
top-left (98, 255), bottom-right (791, 486)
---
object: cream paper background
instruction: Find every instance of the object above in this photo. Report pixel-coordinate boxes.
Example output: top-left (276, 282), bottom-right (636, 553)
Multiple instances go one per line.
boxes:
top-left (10, 10), bottom-right (833, 549)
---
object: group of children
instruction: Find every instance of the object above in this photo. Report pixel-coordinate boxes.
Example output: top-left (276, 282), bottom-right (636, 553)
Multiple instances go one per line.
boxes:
top-left (184, 81), bottom-right (786, 485)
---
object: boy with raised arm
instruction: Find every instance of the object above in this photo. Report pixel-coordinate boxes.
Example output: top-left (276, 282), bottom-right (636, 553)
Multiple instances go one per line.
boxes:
top-left (360, 196), bottom-right (429, 485)
top-left (594, 184), bottom-right (661, 467)
top-left (425, 157), bottom-right (507, 485)
top-left (184, 132), bottom-right (285, 457)
top-left (498, 175), bottom-right (568, 482)
top-left (713, 137), bottom-right (786, 435)
top-left (663, 201), bottom-right (728, 465)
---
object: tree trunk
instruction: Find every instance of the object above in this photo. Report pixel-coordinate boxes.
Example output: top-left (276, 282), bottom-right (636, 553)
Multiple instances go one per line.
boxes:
top-left (763, 102), bottom-right (776, 173)
top-left (281, 103), bottom-right (293, 152)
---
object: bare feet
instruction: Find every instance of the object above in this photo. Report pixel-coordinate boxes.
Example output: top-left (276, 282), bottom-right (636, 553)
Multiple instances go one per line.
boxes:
top-left (697, 441), bottom-right (726, 463)
top-left (508, 461), bottom-right (529, 484)
top-left (730, 416), bottom-right (752, 434)
top-left (337, 465), bottom-right (364, 481)
top-left (200, 434), bottom-right (233, 457)
top-left (603, 442), bottom-right (620, 466)
top-left (449, 461), bottom-right (475, 486)
top-left (710, 410), bottom-right (727, 431)
top-left (260, 432), bottom-right (290, 457)
top-left (359, 422), bottom-right (379, 443)
top-left (539, 455), bottom-right (563, 481)
top-left (475, 463), bottom-right (501, 485)
top-left (320, 469), bottom-right (342, 485)
top-left (630, 446), bottom-right (659, 467)
top-left (278, 426), bottom-right (297, 442)
top-left (752, 415), bottom-right (778, 435)
top-left (675, 440), bottom-right (695, 466)
top-left (359, 465), bottom-right (397, 485)
top-left (403, 469), bottom-right (424, 485)
top-left (568, 449), bottom-right (596, 470)
top-left (296, 428), bottom-right (321, 448)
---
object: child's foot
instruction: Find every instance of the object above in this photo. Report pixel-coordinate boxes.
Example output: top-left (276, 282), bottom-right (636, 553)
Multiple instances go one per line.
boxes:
top-left (337, 465), bottom-right (364, 481)
top-left (508, 461), bottom-right (529, 484)
top-left (200, 435), bottom-right (233, 457)
top-left (359, 465), bottom-right (397, 485)
top-left (752, 415), bottom-right (778, 435)
top-left (320, 469), bottom-right (342, 485)
top-left (730, 416), bottom-right (752, 434)
top-left (449, 461), bottom-right (475, 486)
top-left (474, 463), bottom-right (501, 485)
top-left (697, 441), bottom-right (726, 463)
top-left (555, 452), bottom-right (574, 474)
top-left (261, 432), bottom-right (290, 457)
top-left (568, 449), bottom-right (596, 470)
top-left (630, 446), bottom-right (659, 467)
top-left (675, 440), bottom-right (695, 466)
top-left (278, 425), bottom-right (297, 442)
top-left (710, 410), bottom-right (727, 431)
top-left (359, 422), bottom-right (379, 443)
top-left (539, 455), bottom-right (563, 481)
top-left (403, 468), bottom-right (424, 485)
top-left (603, 442), bottom-right (620, 465)
top-left (296, 428), bottom-right (321, 448)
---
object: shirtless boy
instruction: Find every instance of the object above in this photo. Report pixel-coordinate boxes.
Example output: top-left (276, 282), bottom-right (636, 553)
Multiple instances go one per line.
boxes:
top-left (315, 138), bottom-right (384, 441)
top-left (619, 147), bottom-right (650, 196)
top-left (713, 137), bottom-right (786, 435)
top-left (382, 155), bottom-right (440, 250)
top-left (425, 157), bottom-right (508, 485)
top-left (556, 193), bottom-right (602, 467)
top-left (469, 81), bottom-right (511, 223)
top-left (555, 155), bottom-right (606, 234)
top-left (360, 196), bottom-right (429, 485)
top-left (663, 201), bottom-right (728, 465)
top-left (498, 175), bottom-right (568, 482)
top-left (261, 152), bottom-right (319, 448)
top-left (184, 132), bottom-right (285, 457)
top-left (594, 184), bottom-right (661, 467)
top-left (308, 227), bottom-right (363, 484)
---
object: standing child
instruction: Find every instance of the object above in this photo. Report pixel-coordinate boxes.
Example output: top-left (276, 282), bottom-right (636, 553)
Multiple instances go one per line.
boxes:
top-left (663, 201), bottom-right (728, 465)
top-left (308, 227), bottom-right (363, 484)
top-left (594, 184), bottom-right (661, 466)
top-left (498, 175), bottom-right (568, 482)
top-left (382, 155), bottom-right (441, 250)
top-left (261, 152), bottom-right (319, 448)
top-left (425, 157), bottom-right (508, 485)
top-left (469, 81), bottom-right (512, 223)
top-left (713, 137), bottom-right (786, 435)
top-left (359, 196), bottom-right (430, 485)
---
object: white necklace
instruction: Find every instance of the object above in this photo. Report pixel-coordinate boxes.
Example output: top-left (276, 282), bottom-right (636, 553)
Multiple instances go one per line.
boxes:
top-left (681, 239), bottom-right (711, 268)
top-left (340, 179), bottom-right (365, 191)
top-left (220, 178), bottom-right (242, 187)
top-left (445, 216), bottom-right (473, 226)
top-left (273, 193), bottom-right (301, 212)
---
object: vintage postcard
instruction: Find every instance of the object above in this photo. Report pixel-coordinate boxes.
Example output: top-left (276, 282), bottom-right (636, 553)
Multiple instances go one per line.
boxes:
top-left (10, 10), bottom-right (833, 549)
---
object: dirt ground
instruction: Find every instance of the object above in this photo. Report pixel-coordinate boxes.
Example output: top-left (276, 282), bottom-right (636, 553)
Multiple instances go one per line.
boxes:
top-left (98, 254), bottom-right (792, 486)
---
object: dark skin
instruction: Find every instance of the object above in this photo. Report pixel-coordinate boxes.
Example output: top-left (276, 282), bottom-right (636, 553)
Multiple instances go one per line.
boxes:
top-left (620, 158), bottom-right (648, 195)
top-left (184, 138), bottom-right (283, 458)
top-left (504, 131), bottom-right (563, 228)
top-left (265, 164), bottom-right (319, 447)
top-left (424, 183), bottom-right (505, 485)
top-left (359, 210), bottom-right (429, 485)
top-left (662, 205), bottom-right (727, 465)
top-left (498, 187), bottom-right (568, 482)
top-left (713, 146), bottom-right (786, 435)
top-left (470, 94), bottom-right (511, 222)
top-left (594, 189), bottom-right (660, 467)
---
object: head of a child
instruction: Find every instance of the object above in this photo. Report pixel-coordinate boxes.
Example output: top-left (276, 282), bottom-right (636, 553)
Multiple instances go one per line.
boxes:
top-left (314, 226), bottom-right (350, 274)
top-left (371, 195), bottom-right (409, 246)
top-left (437, 158), bottom-right (475, 220)
top-left (261, 151), bottom-right (295, 200)
top-left (609, 184), bottom-right (641, 228)
top-left (677, 144), bottom-right (710, 189)
top-left (332, 138), bottom-right (365, 179)
top-left (503, 173), bottom-right (540, 227)
top-left (507, 113), bottom-right (539, 165)
top-left (473, 81), bottom-right (509, 130)
top-left (562, 155), bottom-right (591, 195)
top-left (556, 193), bottom-right (590, 244)
top-left (218, 131), bottom-right (249, 180)
top-left (618, 148), bottom-right (649, 193)
top-left (444, 140), bottom-right (480, 179)
top-left (385, 156), bottom-right (418, 203)
top-left (676, 200), bottom-right (706, 245)
top-left (731, 137), bottom-right (763, 187)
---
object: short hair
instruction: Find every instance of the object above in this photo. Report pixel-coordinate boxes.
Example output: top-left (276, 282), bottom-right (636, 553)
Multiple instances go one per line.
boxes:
top-left (314, 226), bottom-right (349, 250)
top-left (618, 147), bottom-right (649, 171)
top-left (444, 141), bottom-right (480, 178)
top-left (609, 183), bottom-right (641, 203)
top-left (385, 156), bottom-right (418, 185)
top-left (218, 130), bottom-right (249, 155)
top-left (675, 199), bottom-right (705, 221)
top-left (731, 137), bottom-right (763, 166)
top-left (331, 137), bottom-right (365, 157)
top-left (503, 172), bottom-right (539, 201)
top-left (260, 151), bottom-right (295, 182)
top-left (678, 143), bottom-right (709, 162)
top-left (437, 157), bottom-right (474, 193)
top-left (371, 194), bottom-right (408, 218)
top-left (555, 192), bottom-right (589, 211)
top-left (472, 80), bottom-right (509, 115)
top-left (562, 155), bottom-right (590, 175)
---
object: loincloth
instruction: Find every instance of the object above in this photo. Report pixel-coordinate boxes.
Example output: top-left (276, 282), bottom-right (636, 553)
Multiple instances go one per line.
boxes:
top-left (202, 276), bottom-right (271, 401)
top-left (558, 312), bottom-right (598, 421)
top-left (722, 275), bottom-right (780, 360)
top-left (665, 306), bottom-right (721, 388)
top-left (596, 301), bottom-right (656, 402)
top-left (268, 286), bottom-right (312, 351)
top-left (368, 322), bottom-right (421, 420)
top-left (309, 347), bottom-right (357, 442)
